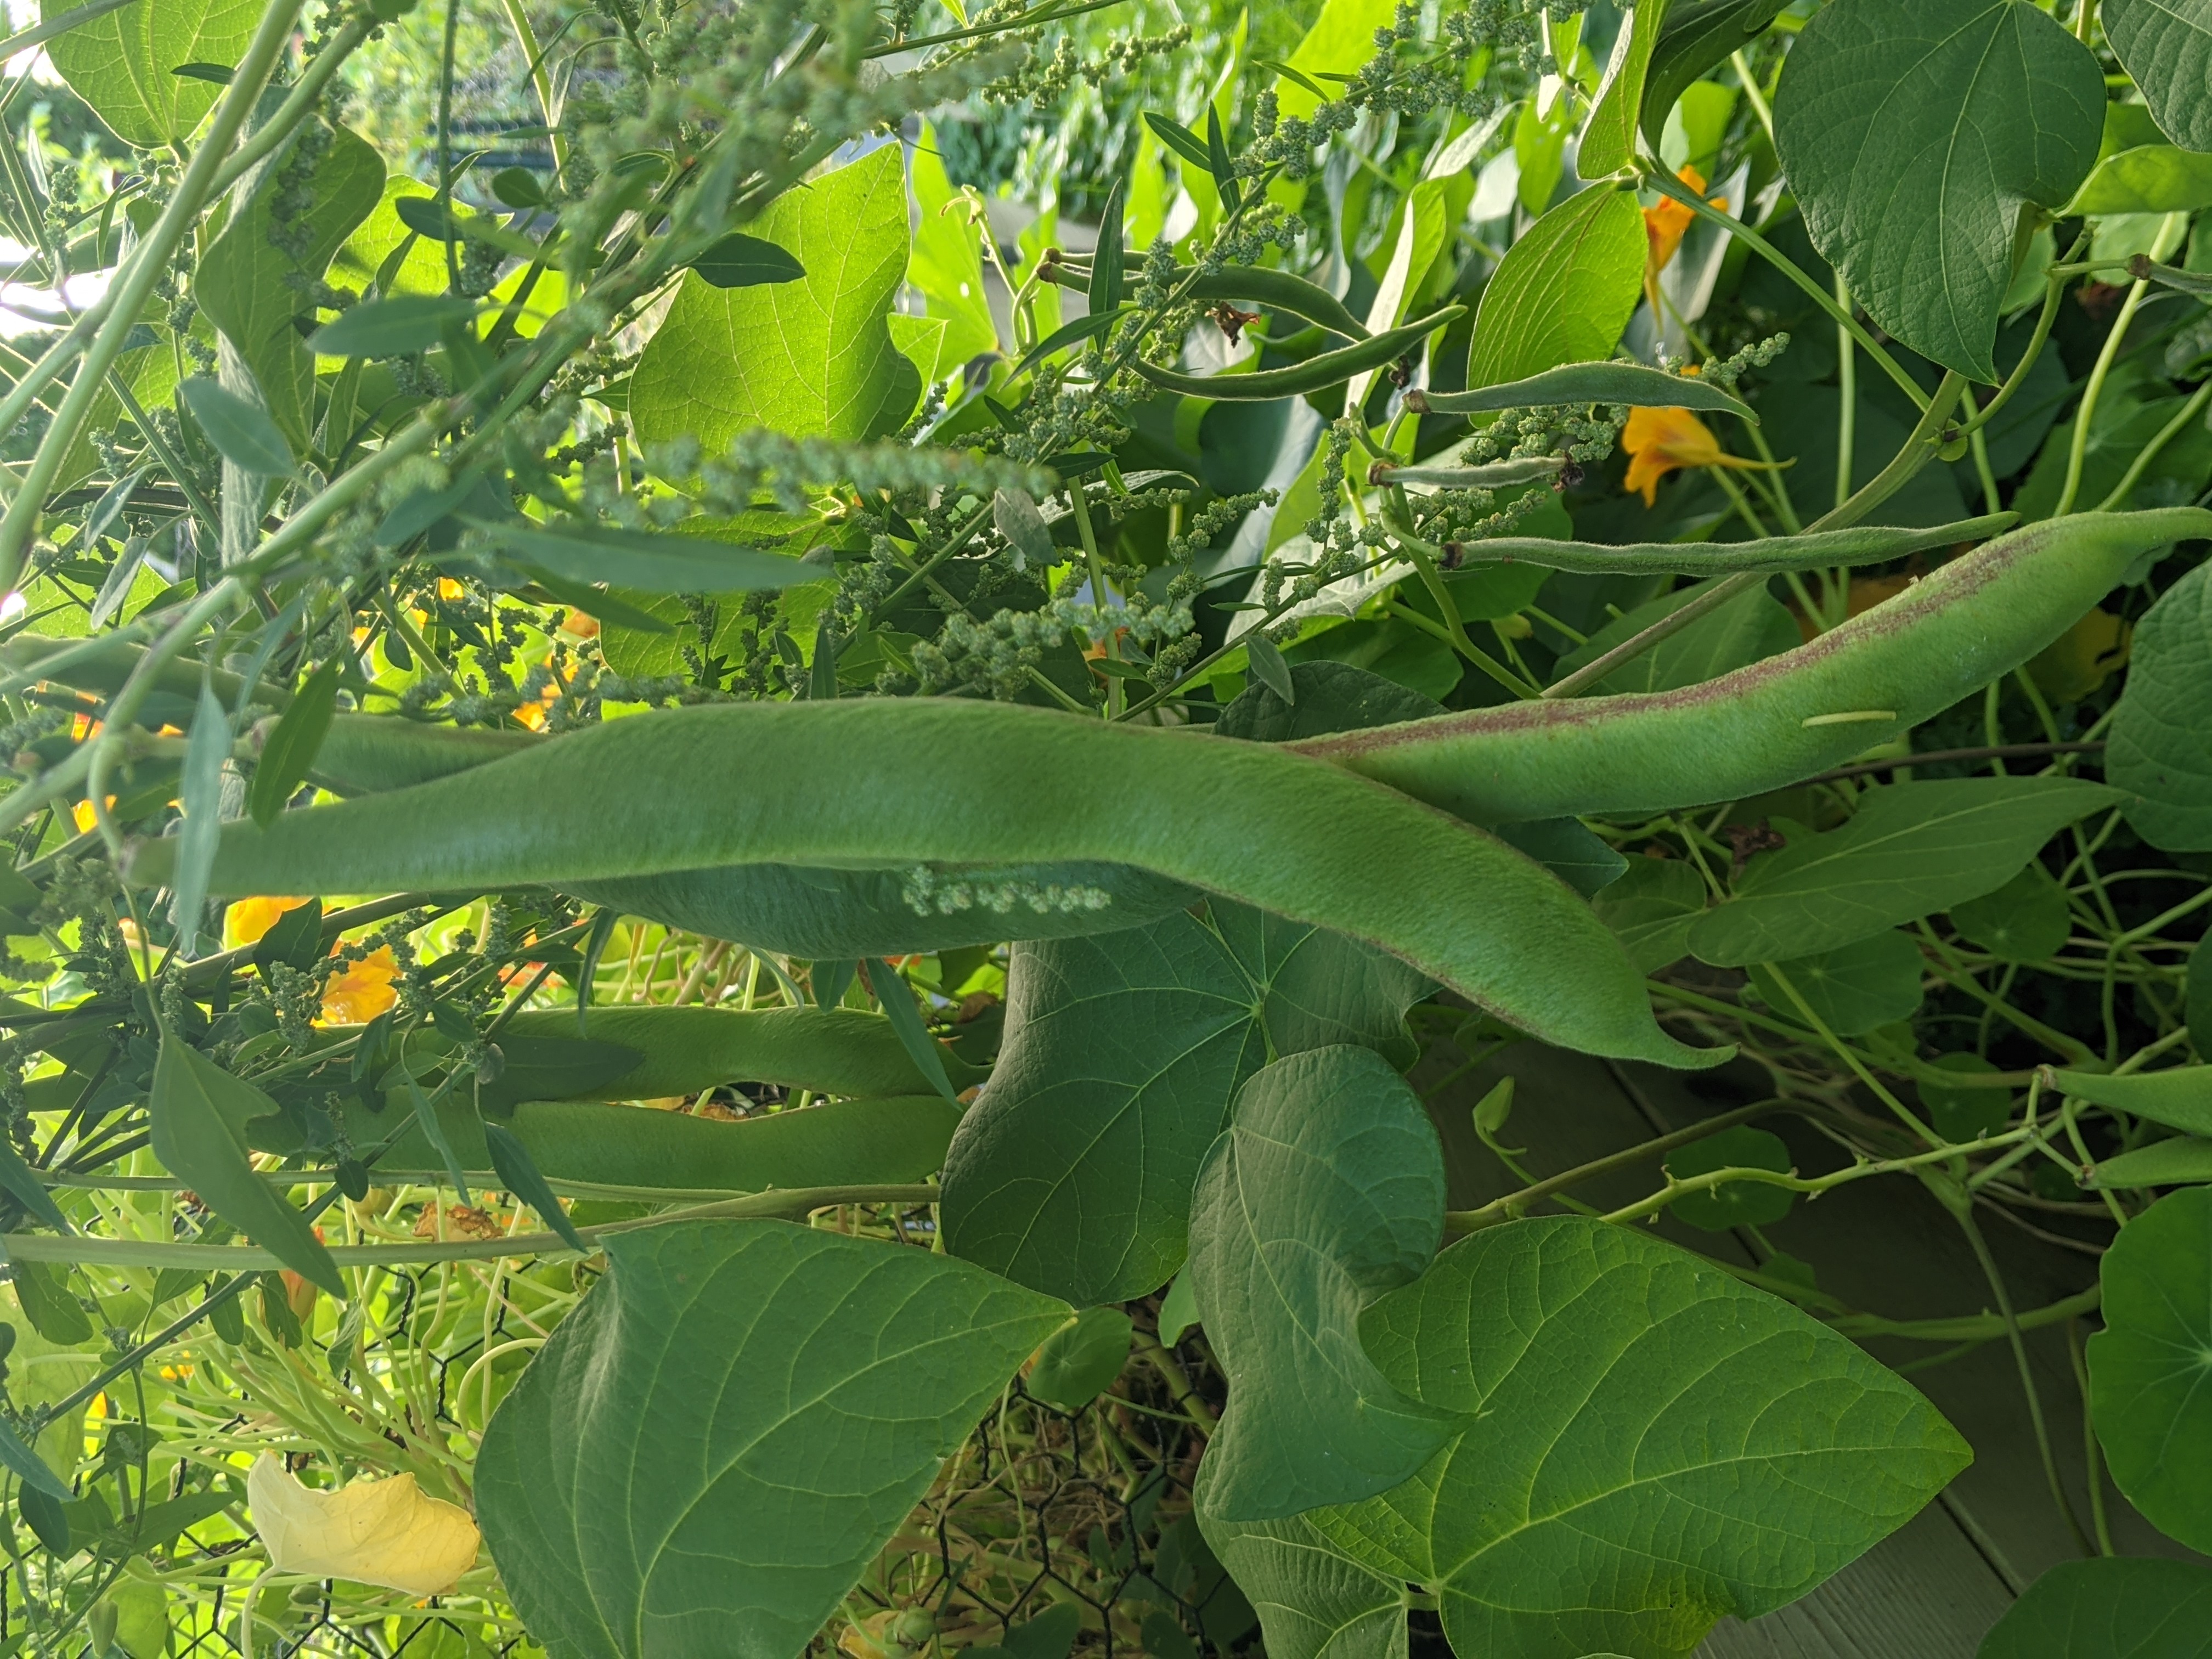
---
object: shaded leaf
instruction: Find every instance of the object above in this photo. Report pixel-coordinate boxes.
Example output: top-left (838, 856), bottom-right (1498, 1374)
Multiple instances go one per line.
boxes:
top-left (1977, 1558), bottom-right (2212, 1659)
top-left (1190, 1046), bottom-right (1451, 1521)
top-left (2111, 560), bottom-right (2212, 851)
top-left (690, 232), bottom-right (805, 289)
top-left (1749, 929), bottom-right (1926, 1036)
top-left (475, 1221), bottom-right (1067, 1659)
top-left (1665, 1124), bottom-right (1795, 1229)
top-left (177, 378), bottom-right (295, 477)
top-left (1026, 1306), bottom-right (1132, 1410)
top-left (1773, 0), bottom-right (2103, 380)
top-left (250, 657), bottom-right (342, 827)
top-left (309, 295), bottom-right (481, 359)
top-left (1688, 778), bottom-right (2118, 967)
top-left (2103, 0), bottom-right (2212, 153)
top-left (2088, 1187), bottom-right (2212, 1553)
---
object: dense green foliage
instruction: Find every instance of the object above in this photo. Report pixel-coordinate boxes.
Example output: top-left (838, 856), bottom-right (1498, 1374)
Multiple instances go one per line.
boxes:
top-left (3, 0), bottom-right (2212, 1656)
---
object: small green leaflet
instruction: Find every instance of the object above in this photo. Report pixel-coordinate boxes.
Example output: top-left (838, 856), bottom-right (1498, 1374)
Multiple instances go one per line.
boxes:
top-left (1977, 1558), bottom-right (2212, 1659)
top-left (1145, 111), bottom-right (1217, 174)
top-left (253, 895), bottom-right (324, 977)
top-left (1189, 1046), bottom-right (1453, 1521)
top-left (1244, 629), bottom-right (1295, 704)
top-left (0, 1415), bottom-right (69, 1502)
top-left (250, 657), bottom-right (342, 827)
top-left (309, 295), bottom-right (481, 359)
top-left (1665, 1124), bottom-right (1795, 1229)
top-left (1206, 106), bottom-right (1240, 212)
top-left (150, 1032), bottom-right (343, 1294)
top-left (690, 232), bottom-right (806, 289)
top-left (168, 60), bottom-right (232, 82)
top-left (168, 679), bottom-right (231, 954)
top-left (466, 517), bottom-right (823, 594)
top-left (1687, 777), bottom-right (2118, 967)
top-left (484, 1121), bottom-right (585, 1251)
top-left (177, 377), bottom-right (295, 477)
top-left (1025, 1306), bottom-right (1132, 1410)
top-left (1750, 930), bottom-right (1925, 1037)
top-left (2088, 1187), bottom-right (2212, 1554)
top-left (0, 1134), bottom-right (71, 1232)
top-left (474, 1222), bottom-right (1068, 1659)
top-left (2050, 1065), bottom-right (2212, 1138)
top-left (1414, 359), bottom-right (1755, 421)
top-left (1091, 178), bottom-right (1126, 313)
top-left (1012, 306), bottom-right (1126, 379)
top-left (2110, 560), bottom-right (2212, 852)
top-left (1577, 0), bottom-right (1667, 177)
top-left (405, 1076), bottom-right (473, 1200)
top-left (992, 488), bottom-right (1057, 570)
top-left (865, 958), bottom-right (956, 1102)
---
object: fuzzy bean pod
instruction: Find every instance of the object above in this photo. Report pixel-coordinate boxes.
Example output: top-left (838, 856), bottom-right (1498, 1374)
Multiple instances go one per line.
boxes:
top-left (1295, 508), bottom-right (2212, 823)
top-left (1047, 258), bottom-right (1372, 340)
top-left (1407, 360), bottom-right (1756, 421)
top-left (126, 698), bottom-right (1723, 1070)
top-left (1446, 514), bottom-right (2015, 575)
top-left (1132, 308), bottom-right (1463, 402)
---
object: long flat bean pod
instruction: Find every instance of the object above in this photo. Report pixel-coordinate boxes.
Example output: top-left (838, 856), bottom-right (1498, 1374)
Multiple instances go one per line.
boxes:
top-left (295, 715), bottom-right (1197, 956)
top-left (1132, 308), bottom-right (1463, 402)
top-left (1047, 259), bottom-right (1372, 340)
top-left (1294, 508), bottom-right (2212, 823)
top-left (126, 699), bottom-right (1723, 1069)
top-left (1447, 514), bottom-right (2015, 575)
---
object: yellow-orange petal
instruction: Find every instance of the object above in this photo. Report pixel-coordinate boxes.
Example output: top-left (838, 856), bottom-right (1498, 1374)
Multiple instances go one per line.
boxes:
top-left (320, 946), bottom-right (399, 1025)
top-left (225, 895), bottom-right (313, 949)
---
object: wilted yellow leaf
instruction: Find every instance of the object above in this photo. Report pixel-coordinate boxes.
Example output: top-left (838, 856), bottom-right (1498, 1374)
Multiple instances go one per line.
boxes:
top-left (247, 1453), bottom-right (479, 1595)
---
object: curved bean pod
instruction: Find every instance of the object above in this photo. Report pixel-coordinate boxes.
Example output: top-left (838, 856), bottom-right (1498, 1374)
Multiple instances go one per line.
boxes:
top-left (126, 698), bottom-right (1724, 1069)
top-left (1293, 508), bottom-right (2212, 823)
top-left (2, 635), bottom-right (287, 710)
top-left (1132, 308), bottom-right (1463, 403)
top-left (306, 712), bottom-right (535, 792)
top-left (1047, 259), bottom-right (1372, 340)
top-left (1406, 360), bottom-right (1755, 421)
top-left (1445, 514), bottom-right (2016, 575)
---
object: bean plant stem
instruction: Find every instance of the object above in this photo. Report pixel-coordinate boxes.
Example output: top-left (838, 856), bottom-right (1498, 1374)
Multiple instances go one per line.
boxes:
top-left (2054, 272), bottom-right (2153, 516)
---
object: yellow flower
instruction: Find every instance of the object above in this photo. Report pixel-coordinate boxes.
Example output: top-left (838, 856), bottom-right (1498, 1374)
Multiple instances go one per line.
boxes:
top-left (1622, 405), bottom-right (1784, 506)
top-left (320, 947), bottom-right (399, 1025)
top-left (225, 895), bottom-right (313, 950)
top-left (246, 1453), bottom-right (480, 1596)
top-left (71, 795), bottom-right (115, 833)
top-left (1643, 166), bottom-right (1728, 313)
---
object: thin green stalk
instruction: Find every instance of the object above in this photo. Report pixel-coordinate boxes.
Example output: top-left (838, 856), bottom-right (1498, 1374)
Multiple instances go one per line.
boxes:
top-left (2095, 376), bottom-right (2212, 511)
top-left (0, 0), bottom-right (306, 589)
top-left (2068, 1317), bottom-right (2117, 1556)
top-left (206, 12), bottom-right (377, 198)
top-left (2054, 273), bottom-right (2153, 516)
top-left (496, 0), bottom-right (571, 171)
top-left (1834, 272), bottom-right (1856, 511)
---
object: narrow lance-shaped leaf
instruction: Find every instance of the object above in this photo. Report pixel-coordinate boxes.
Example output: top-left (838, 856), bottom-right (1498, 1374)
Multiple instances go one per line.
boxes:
top-left (1092, 177), bottom-right (1126, 313)
top-left (0, 1135), bottom-right (71, 1232)
top-left (865, 959), bottom-right (957, 1102)
top-left (1577, 0), bottom-right (1667, 177)
top-left (689, 231), bottom-right (805, 289)
top-left (150, 1032), bottom-right (343, 1294)
top-left (407, 1076), bottom-right (473, 1202)
top-left (309, 295), bottom-right (481, 359)
top-left (466, 518), bottom-right (825, 594)
top-left (178, 377), bottom-right (295, 477)
top-left (484, 1122), bottom-right (586, 1251)
top-left (168, 679), bottom-right (231, 954)
top-left (250, 657), bottom-right (343, 827)
top-left (0, 1416), bottom-right (70, 1502)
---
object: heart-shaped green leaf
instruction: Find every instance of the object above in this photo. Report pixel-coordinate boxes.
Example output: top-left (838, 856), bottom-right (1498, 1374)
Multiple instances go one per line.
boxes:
top-left (2089, 1186), bottom-right (2212, 1553)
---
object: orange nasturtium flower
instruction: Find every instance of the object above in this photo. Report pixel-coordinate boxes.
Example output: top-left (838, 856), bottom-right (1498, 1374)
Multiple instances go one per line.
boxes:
top-left (320, 946), bottom-right (400, 1025)
top-left (1643, 166), bottom-right (1728, 312)
top-left (225, 895), bottom-right (313, 949)
top-left (1622, 406), bottom-right (1784, 506)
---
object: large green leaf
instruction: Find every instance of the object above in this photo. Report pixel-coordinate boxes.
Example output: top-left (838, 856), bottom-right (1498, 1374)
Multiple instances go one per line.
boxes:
top-left (475, 1221), bottom-right (1067, 1659)
top-left (1310, 1217), bottom-right (1970, 1658)
top-left (2103, 0), bottom-right (2212, 154)
top-left (631, 143), bottom-right (918, 450)
top-left (907, 126), bottom-right (1000, 371)
top-left (126, 702), bottom-right (1719, 1071)
top-left (2064, 145), bottom-right (2212, 216)
top-left (1189, 1046), bottom-right (1451, 1522)
top-left (2088, 1186), bottom-right (2212, 1553)
top-left (1197, 1462), bottom-right (1408, 1659)
top-left (40, 0), bottom-right (258, 148)
top-left (1639, 1), bottom-right (1790, 150)
top-left (150, 1032), bottom-right (342, 1295)
top-left (1464, 187), bottom-right (1646, 390)
top-left (1771, 0), bottom-right (2103, 381)
top-left (1978, 1558), bottom-right (2212, 1659)
top-left (1686, 777), bottom-right (2117, 967)
top-left (2111, 560), bottom-right (2212, 851)
top-left (194, 122), bottom-right (386, 448)
top-left (941, 902), bottom-right (1429, 1305)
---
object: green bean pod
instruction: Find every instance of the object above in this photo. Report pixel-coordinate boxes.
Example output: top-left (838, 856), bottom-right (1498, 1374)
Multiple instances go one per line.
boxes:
top-left (1132, 307), bottom-right (1463, 403)
top-left (290, 714), bottom-right (1198, 956)
top-left (1294, 507), bottom-right (2212, 823)
top-left (493, 1005), bottom-right (982, 1098)
top-left (1446, 514), bottom-right (2016, 575)
top-left (1407, 359), bottom-right (1756, 421)
top-left (1048, 258), bottom-right (1372, 340)
top-left (126, 698), bottom-right (1723, 1069)
top-left (1, 635), bottom-right (288, 710)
